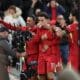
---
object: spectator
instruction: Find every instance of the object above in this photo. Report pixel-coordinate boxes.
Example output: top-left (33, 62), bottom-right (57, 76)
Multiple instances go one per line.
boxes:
top-left (0, 24), bottom-right (20, 80)
top-left (28, 0), bottom-right (43, 16)
top-left (4, 5), bottom-right (26, 26)
top-left (35, 8), bottom-right (42, 17)
top-left (44, 0), bottom-right (65, 21)
top-left (3, 5), bottom-right (26, 49)
top-left (56, 15), bottom-right (69, 66)
top-left (57, 0), bottom-right (73, 20)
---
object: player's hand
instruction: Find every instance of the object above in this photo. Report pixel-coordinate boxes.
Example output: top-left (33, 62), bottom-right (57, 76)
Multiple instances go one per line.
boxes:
top-left (41, 34), bottom-right (48, 40)
top-left (16, 52), bottom-right (21, 58)
top-left (21, 52), bottom-right (27, 57)
top-left (37, 22), bottom-right (43, 28)
top-left (42, 45), bottom-right (49, 52)
top-left (31, 0), bottom-right (37, 7)
top-left (54, 27), bottom-right (63, 37)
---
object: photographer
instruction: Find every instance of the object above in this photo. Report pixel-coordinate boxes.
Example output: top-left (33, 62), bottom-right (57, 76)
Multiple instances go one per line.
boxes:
top-left (0, 24), bottom-right (21, 80)
top-left (12, 29), bottom-right (32, 68)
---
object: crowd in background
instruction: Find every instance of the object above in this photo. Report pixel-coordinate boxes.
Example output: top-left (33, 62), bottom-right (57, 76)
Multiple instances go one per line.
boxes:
top-left (0, 0), bottom-right (79, 20)
top-left (0, 0), bottom-right (80, 80)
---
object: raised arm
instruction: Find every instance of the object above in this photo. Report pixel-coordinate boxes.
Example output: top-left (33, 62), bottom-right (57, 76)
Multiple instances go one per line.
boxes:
top-left (0, 20), bottom-right (27, 31)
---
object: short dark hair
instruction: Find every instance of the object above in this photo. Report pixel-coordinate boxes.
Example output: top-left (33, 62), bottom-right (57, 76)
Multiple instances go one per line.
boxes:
top-left (38, 12), bottom-right (50, 19)
top-left (70, 9), bottom-right (79, 21)
top-left (0, 24), bottom-right (9, 32)
top-left (28, 15), bottom-right (36, 21)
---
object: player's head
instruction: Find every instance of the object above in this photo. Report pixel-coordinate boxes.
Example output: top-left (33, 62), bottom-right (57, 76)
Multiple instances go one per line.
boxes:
top-left (26, 15), bottom-right (36, 27)
top-left (0, 24), bottom-right (9, 38)
top-left (69, 9), bottom-right (78, 22)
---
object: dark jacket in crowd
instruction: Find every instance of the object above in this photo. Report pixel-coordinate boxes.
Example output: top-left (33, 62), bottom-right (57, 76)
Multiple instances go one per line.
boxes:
top-left (9, 0), bottom-right (23, 8)
top-left (45, 4), bottom-right (65, 18)
top-left (0, 36), bottom-right (16, 80)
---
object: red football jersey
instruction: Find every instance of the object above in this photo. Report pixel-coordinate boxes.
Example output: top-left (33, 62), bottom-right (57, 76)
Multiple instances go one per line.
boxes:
top-left (67, 22), bottom-right (79, 71)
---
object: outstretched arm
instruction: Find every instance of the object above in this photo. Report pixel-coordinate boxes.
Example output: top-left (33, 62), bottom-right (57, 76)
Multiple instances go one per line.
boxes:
top-left (0, 20), bottom-right (27, 31)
